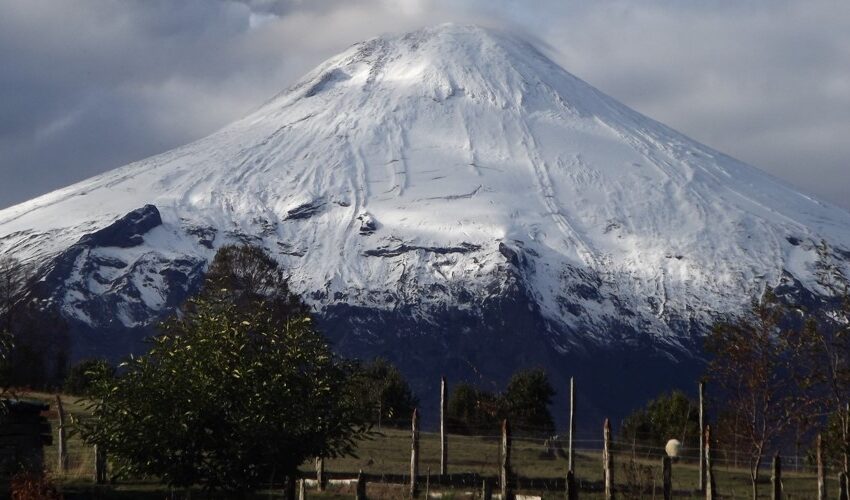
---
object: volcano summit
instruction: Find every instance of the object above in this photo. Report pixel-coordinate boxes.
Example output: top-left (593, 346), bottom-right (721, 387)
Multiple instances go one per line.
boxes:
top-left (2, 24), bottom-right (849, 419)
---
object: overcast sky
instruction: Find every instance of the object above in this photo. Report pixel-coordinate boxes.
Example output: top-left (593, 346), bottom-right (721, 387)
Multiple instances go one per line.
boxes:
top-left (1, 0), bottom-right (848, 211)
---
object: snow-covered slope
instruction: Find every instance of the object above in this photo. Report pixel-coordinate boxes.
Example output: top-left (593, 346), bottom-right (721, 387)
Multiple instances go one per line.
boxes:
top-left (2, 25), bottom-right (850, 381)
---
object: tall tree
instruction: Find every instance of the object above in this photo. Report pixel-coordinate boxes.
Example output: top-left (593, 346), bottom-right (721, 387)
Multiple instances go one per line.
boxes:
top-left (502, 369), bottom-right (556, 436)
top-left (705, 292), bottom-right (809, 500)
top-left (78, 245), bottom-right (369, 493)
top-left (345, 358), bottom-right (418, 428)
top-left (199, 244), bottom-right (310, 320)
top-left (446, 383), bottom-right (501, 435)
top-left (0, 256), bottom-right (68, 389)
top-left (0, 256), bottom-right (26, 332)
top-left (788, 292), bottom-right (850, 474)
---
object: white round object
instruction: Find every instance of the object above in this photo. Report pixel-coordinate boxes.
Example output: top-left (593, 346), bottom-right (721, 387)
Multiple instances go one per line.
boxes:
top-left (665, 439), bottom-right (682, 458)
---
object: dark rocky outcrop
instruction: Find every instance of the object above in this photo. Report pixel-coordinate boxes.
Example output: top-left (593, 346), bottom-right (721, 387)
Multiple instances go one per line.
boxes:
top-left (357, 213), bottom-right (377, 235)
top-left (77, 204), bottom-right (162, 248)
top-left (363, 242), bottom-right (480, 257)
top-left (29, 206), bottom-right (206, 359)
top-left (284, 200), bottom-right (325, 220)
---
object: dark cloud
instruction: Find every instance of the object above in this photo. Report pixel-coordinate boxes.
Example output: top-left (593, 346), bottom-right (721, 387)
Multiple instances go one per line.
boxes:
top-left (0, 0), bottom-right (848, 210)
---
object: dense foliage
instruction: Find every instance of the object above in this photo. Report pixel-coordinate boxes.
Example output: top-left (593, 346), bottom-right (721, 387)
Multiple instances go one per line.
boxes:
top-left (503, 369), bottom-right (556, 435)
top-left (620, 390), bottom-right (700, 447)
top-left (447, 369), bottom-right (556, 436)
top-left (345, 357), bottom-right (418, 428)
top-left (446, 382), bottom-right (502, 435)
top-left (78, 245), bottom-right (369, 491)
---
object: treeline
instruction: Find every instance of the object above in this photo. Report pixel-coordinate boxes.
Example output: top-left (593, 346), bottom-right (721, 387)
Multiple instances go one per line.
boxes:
top-left (447, 370), bottom-right (555, 436)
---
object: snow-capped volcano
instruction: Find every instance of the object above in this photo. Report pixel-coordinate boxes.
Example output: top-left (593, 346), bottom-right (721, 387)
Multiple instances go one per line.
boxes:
top-left (2, 24), bottom-right (849, 416)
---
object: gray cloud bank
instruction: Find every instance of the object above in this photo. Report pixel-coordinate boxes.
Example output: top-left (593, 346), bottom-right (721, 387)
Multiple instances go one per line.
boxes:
top-left (1, 0), bottom-right (848, 210)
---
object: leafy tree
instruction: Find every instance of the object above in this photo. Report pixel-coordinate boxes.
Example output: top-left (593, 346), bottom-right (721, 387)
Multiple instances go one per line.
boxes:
top-left (620, 390), bottom-right (699, 448)
top-left (446, 383), bottom-right (501, 435)
top-left (63, 359), bottom-right (114, 397)
top-left (200, 244), bottom-right (310, 320)
top-left (447, 370), bottom-right (556, 437)
top-left (345, 358), bottom-right (418, 428)
top-left (705, 292), bottom-right (810, 500)
top-left (78, 245), bottom-right (369, 493)
top-left (502, 369), bottom-right (556, 436)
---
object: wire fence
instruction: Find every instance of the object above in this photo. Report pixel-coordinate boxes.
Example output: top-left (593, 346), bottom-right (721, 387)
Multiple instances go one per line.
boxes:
top-left (40, 427), bottom-right (839, 498)
top-left (26, 392), bottom-right (844, 498)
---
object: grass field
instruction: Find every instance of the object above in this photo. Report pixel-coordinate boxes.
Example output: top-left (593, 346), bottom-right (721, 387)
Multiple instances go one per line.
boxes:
top-left (13, 391), bottom-right (836, 499)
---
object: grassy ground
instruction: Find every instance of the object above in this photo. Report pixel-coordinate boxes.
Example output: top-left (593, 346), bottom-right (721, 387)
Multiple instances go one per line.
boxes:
top-left (14, 391), bottom-right (834, 499)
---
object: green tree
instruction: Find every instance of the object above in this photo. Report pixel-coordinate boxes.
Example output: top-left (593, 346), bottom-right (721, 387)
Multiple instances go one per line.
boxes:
top-left (63, 359), bottom-right (114, 397)
top-left (78, 245), bottom-right (368, 494)
top-left (620, 390), bottom-right (699, 448)
top-left (446, 383), bottom-right (501, 435)
top-left (345, 358), bottom-right (418, 428)
top-left (447, 371), bottom-right (556, 436)
top-left (502, 369), bottom-right (556, 436)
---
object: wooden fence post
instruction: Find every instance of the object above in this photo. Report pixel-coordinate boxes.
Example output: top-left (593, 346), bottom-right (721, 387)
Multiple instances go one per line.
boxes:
top-left (55, 395), bottom-right (68, 473)
top-left (356, 469), bottom-right (367, 500)
top-left (566, 469), bottom-right (577, 500)
top-left (771, 453), bottom-right (781, 500)
top-left (440, 376), bottom-right (447, 476)
top-left (569, 376), bottom-right (576, 474)
top-left (705, 425), bottom-right (716, 500)
top-left (662, 456), bottom-right (672, 500)
top-left (603, 418), bottom-right (613, 500)
top-left (817, 434), bottom-right (826, 500)
top-left (94, 444), bottom-right (107, 484)
top-left (316, 456), bottom-right (325, 492)
top-left (699, 381), bottom-right (706, 493)
top-left (298, 478), bottom-right (305, 500)
top-left (501, 418), bottom-right (513, 500)
top-left (482, 478), bottom-right (493, 500)
top-left (425, 467), bottom-right (431, 499)
top-left (410, 408), bottom-right (419, 498)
